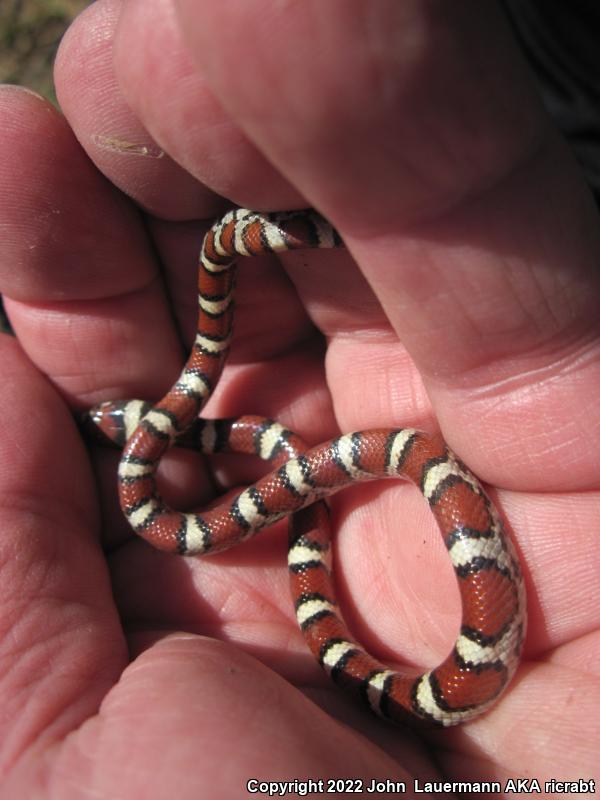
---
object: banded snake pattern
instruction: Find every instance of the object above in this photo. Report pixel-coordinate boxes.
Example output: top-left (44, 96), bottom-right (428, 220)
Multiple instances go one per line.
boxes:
top-left (87, 208), bottom-right (526, 727)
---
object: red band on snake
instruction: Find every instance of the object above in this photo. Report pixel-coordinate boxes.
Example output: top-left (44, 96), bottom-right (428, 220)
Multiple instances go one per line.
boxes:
top-left (87, 209), bottom-right (526, 727)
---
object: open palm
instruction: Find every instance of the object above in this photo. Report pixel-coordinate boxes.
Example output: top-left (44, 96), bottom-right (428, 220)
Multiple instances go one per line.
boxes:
top-left (0, 1), bottom-right (598, 797)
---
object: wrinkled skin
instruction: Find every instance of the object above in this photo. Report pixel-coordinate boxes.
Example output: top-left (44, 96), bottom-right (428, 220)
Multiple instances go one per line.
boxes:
top-left (0, 1), bottom-right (599, 797)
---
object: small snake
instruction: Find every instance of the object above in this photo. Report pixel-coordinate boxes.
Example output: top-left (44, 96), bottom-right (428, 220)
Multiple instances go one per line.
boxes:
top-left (87, 209), bottom-right (526, 727)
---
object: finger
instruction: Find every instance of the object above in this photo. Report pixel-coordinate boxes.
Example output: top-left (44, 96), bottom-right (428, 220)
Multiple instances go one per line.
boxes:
top-left (0, 87), bottom-right (341, 560)
top-left (0, 88), bottom-right (333, 416)
top-left (4, 635), bottom-right (423, 796)
top-left (498, 488), bottom-right (600, 655)
top-left (433, 660), bottom-right (600, 784)
top-left (0, 85), bottom-right (182, 406)
top-left (56, 0), bottom-right (303, 217)
top-left (62, 0), bottom-right (434, 437)
top-left (0, 87), bottom-right (221, 557)
top-left (174, 0), bottom-right (542, 226)
top-left (110, 0), bottom-right (436, 429)
top-left (171, 0), bottom-right (600, 491)
top-left (54, 0), bottom-right (223, 220)
top-left (0, 336), bottom-right (126, 774)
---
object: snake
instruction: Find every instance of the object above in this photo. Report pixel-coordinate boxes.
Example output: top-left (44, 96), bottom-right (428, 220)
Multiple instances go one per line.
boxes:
top-left (87, 208), bottom-right (526, 727)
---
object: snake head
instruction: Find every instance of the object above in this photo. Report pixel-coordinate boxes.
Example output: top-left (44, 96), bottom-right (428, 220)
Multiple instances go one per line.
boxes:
top-left (81, 399), bottom-right (151, 448)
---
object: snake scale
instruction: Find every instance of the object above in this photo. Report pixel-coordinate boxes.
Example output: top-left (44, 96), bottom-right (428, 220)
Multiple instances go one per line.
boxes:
top-left (87, 208), bottom-right (526, 727)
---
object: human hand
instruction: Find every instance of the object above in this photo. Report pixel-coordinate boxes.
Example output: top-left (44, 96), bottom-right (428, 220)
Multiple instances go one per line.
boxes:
top-left (0, 1), bottom-right (598, 796)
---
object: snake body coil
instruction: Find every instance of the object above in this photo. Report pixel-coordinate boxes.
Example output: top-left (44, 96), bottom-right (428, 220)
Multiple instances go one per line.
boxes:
top-left (88, 209), bottom-right (526, 727)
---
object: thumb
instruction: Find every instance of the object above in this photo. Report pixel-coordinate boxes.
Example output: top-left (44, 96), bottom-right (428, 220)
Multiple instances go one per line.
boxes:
top-left (173, 0), bottom-right (600, 491)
